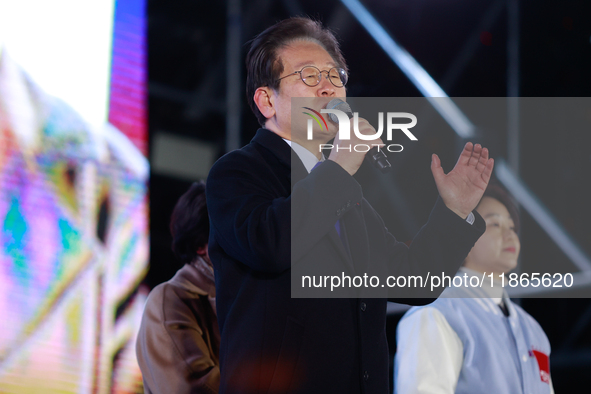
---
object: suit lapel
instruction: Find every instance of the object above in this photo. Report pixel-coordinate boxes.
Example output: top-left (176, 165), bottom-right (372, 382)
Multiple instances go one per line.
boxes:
top-left (290, 149), bottom-right (308, 188)
top-left (251, 129), bottom-right (308, 187)
top-left (251, 129), bottom-right (291, 167)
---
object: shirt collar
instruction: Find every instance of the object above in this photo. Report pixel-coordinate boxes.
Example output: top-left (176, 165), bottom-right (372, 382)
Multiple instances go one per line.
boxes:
top-left (282, 138), bottom-right (324, 173)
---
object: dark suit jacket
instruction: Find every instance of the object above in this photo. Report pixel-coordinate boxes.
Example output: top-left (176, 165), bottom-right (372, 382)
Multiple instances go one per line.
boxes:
top-left (206, 128), bottom-right (485, 393)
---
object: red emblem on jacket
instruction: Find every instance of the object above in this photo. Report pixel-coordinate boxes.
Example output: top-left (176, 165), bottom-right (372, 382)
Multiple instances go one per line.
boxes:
top-left (531, 349), bottom-right (550, 384)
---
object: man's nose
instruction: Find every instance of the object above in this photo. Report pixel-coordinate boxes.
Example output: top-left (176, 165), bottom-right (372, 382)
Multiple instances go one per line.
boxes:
top-left (316, 74), bottom-right (336, 97)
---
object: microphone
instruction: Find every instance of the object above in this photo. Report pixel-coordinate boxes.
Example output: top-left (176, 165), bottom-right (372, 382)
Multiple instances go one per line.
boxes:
top-left (326, 99), bottom-right (391, 173)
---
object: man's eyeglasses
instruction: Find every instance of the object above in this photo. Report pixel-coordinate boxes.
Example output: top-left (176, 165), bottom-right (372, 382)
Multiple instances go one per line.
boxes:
top-left (276, 66), bottom-right (348, 88)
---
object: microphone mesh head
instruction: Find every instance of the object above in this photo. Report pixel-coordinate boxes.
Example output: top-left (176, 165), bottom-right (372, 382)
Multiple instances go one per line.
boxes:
top-left (326, 99), bottom-right (352, 123)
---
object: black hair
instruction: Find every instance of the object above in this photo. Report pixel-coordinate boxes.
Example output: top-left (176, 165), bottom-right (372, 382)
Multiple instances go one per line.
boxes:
top-left (170, 181), bottom-right (209, 264)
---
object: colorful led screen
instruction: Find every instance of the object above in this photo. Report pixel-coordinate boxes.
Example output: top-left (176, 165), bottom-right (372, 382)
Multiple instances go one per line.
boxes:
top-left (0, 0), bottom-right (148, 393)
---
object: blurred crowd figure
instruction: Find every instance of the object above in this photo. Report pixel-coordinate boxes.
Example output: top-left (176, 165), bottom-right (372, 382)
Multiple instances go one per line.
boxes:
top-left (136, 182), bottom-right (220, 393)
top-left (395, 184), bottom-right (554, 394)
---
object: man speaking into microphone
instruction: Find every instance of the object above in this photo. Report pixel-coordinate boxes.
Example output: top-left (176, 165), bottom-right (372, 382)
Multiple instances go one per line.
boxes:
top-left (206, 17), bottom-right (493, 393)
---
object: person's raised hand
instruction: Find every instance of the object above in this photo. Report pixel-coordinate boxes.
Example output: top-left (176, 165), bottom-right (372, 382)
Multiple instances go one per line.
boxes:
top-left (431, 142), bottom-right (494, 219)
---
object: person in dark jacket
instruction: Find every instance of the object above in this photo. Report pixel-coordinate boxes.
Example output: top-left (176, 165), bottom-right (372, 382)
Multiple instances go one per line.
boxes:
top-left (206, 17), bottom-right (493, 393)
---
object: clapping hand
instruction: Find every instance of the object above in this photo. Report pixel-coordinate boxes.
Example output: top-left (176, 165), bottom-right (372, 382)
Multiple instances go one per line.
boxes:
top-left (431, 142), bottom-right (494, 219)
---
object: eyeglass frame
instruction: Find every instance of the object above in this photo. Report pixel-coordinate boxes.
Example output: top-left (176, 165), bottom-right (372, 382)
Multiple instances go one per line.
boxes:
top-left (275, 65), bottom-right (348, 88)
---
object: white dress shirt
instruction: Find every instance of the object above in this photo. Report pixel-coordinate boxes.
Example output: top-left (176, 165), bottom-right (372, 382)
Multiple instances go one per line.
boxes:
top-left (282, 138), bottom-right (323, 173)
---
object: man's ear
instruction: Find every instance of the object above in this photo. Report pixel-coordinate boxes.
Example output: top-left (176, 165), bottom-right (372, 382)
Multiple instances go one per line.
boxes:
top-left (254, 87), bottom-right (275, 120)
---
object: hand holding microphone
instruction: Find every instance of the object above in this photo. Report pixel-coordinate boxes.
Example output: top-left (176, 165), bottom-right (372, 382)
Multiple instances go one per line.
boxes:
top-left (325, 99), bottom-right (392, 175)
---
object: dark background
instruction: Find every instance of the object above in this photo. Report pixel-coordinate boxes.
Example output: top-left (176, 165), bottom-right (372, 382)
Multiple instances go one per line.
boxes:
top-left (147, 0), bottom-right (591, 391)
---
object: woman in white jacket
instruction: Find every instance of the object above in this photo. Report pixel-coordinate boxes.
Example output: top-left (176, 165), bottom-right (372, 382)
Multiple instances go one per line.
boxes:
top-left (395, 184), bottom-right (554, 394)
